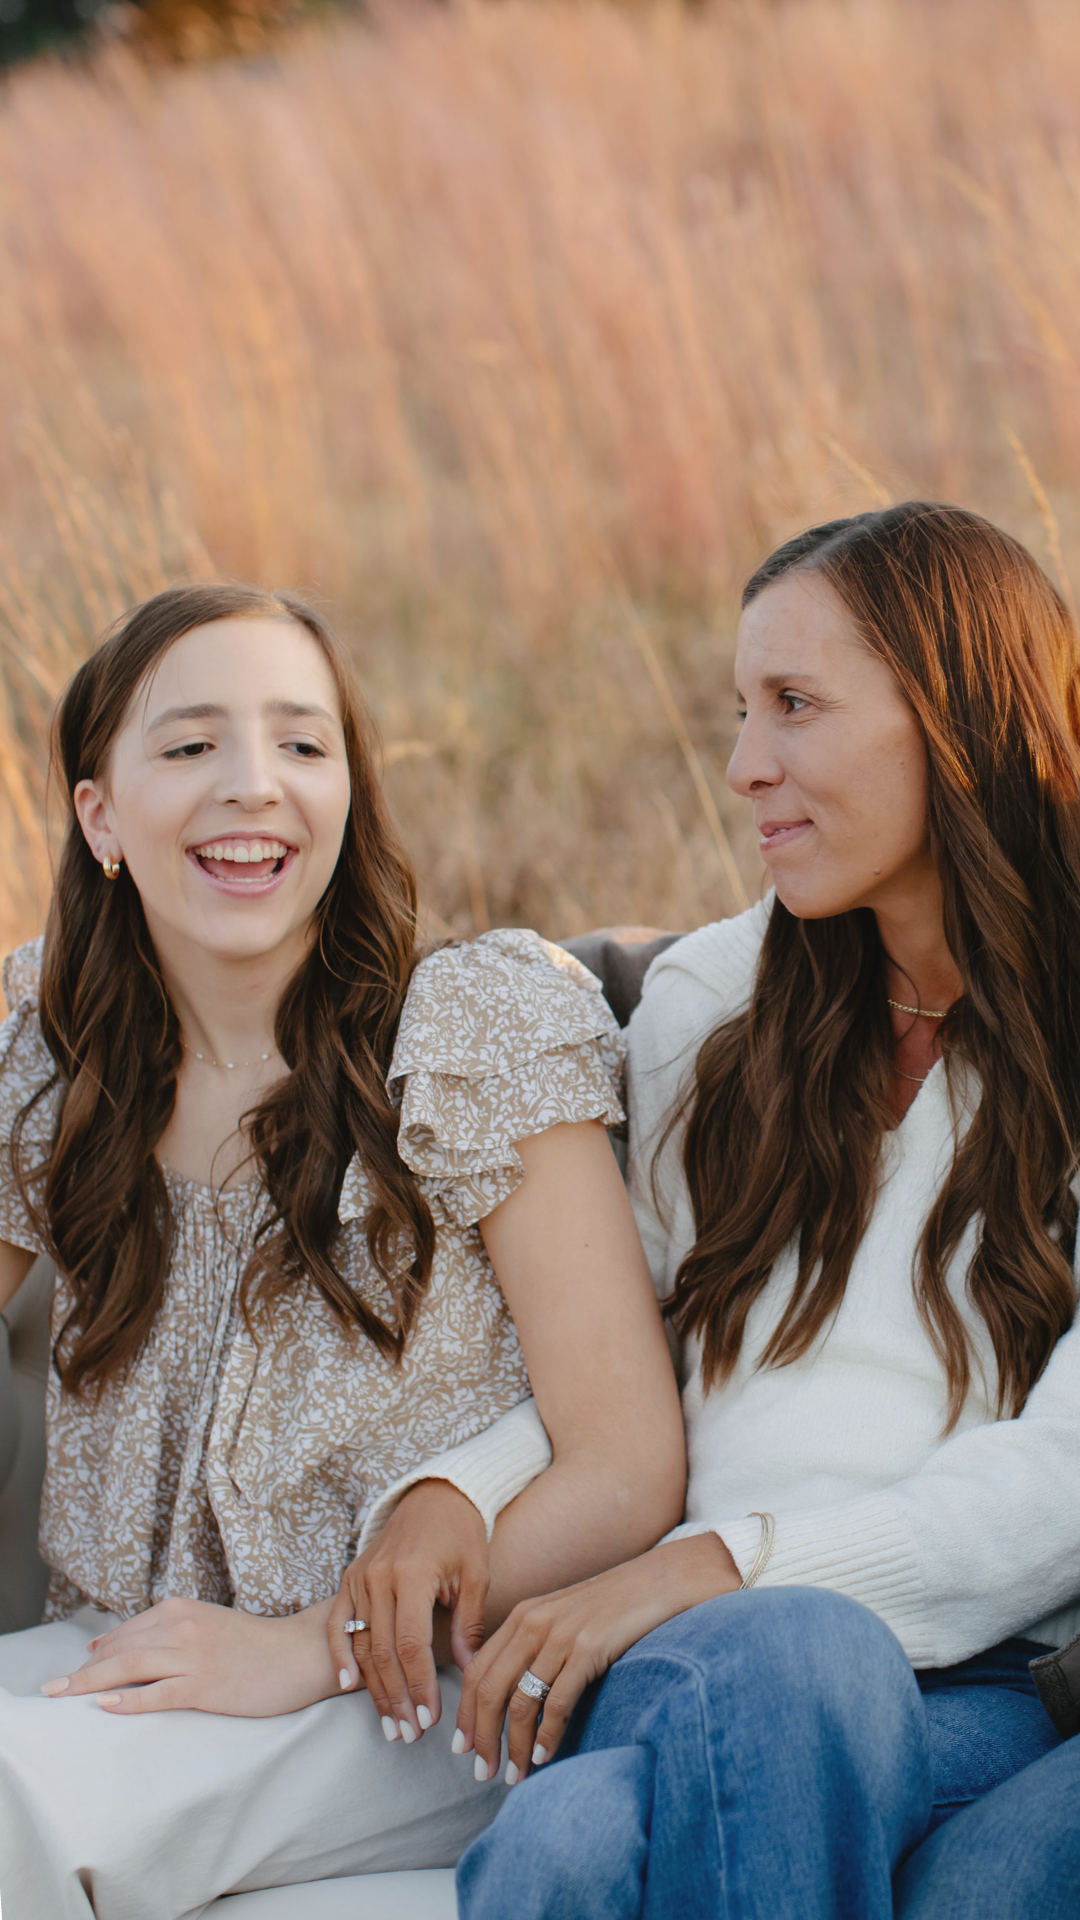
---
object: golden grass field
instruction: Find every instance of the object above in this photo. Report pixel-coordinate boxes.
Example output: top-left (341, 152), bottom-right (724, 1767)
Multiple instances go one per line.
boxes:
top-left (2, 0), bottom-right (1080, 947)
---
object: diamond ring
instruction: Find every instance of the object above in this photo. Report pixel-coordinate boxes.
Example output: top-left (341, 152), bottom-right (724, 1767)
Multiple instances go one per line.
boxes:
top-left (516, 1668), bottom-right (552, 1702)
top-left (343, 1619), bottom-right (368, 1635)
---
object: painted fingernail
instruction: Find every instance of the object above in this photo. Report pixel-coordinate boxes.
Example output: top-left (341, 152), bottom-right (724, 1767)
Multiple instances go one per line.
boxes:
top-left (40, 1677), bottom-right (70, 1696)
top-left (96, 1693), bottom-right (122, 1706)
top-left (451, 1728), bottom-right (467, 1755)
top-left (474, 1753), bottom-right (492, 1783)
top-left (505, 1761), bottom-right (520, 1786)
top-left (532, 1743), bottom-right (549, 1766)
top-left (416, 1704), bottom-right (433, 1730)
top-left (381, 1716), bottom-right (400, 1743)
top-left (399, 1720), bottom-right (417, 1745)
top-left (338, 1669), bottom-right (353, 1691)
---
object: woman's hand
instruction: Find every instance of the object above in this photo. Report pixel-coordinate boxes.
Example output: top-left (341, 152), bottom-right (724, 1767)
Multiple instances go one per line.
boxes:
top-left (39, 1595), bottom-right (341, 1717)
top-left (457, 1532), bottom-right (741, 1785)
top-left (327, 1478), bottom-right (489, 1744)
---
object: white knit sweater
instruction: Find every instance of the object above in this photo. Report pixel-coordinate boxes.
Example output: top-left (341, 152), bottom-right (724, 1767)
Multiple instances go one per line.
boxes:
top-left (375, 900), bottom-right (1080, 1668)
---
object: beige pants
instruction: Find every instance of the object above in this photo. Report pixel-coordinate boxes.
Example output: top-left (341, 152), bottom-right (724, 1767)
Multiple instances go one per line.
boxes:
top-left (0, 1612), bottom-right (504, 1920)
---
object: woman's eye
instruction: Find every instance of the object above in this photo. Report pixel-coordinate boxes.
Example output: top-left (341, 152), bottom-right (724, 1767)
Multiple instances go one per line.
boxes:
top-left (284, 740), bottom-right (326, 758)
top-left (163, 741), bottom-right (211, 760)
top-left (735, 707), bottom-right (748, 722)
top-left (781, 693), bottom-right (808, 714)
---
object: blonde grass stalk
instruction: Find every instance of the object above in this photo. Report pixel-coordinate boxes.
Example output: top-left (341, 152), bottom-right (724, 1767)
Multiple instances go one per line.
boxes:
top-left (3, 0), bottom-right (1080, 947)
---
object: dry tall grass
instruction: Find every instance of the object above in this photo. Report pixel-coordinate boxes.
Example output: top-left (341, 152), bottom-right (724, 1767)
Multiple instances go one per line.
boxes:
top-left (2, 0), bottom-right (1080, 945)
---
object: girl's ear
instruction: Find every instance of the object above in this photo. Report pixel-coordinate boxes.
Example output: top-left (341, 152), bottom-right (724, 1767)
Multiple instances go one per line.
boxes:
top-left (73, 779), bottom-right (117, 865)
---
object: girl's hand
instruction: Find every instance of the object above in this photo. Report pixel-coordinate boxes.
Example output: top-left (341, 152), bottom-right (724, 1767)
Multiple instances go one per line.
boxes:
top-left (457, 1532), bottom-right (741, 1785)
top-left (39, 1596), bottom-right (341, 1717)
top-left (327, 1478), bottom-right (489, 1745)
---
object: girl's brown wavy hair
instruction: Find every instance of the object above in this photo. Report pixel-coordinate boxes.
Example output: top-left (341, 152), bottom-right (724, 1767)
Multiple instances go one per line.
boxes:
top-left (670, 502), bottom-right (1080, 1426)
top-left (16, 582), bottom-right (434, 1395)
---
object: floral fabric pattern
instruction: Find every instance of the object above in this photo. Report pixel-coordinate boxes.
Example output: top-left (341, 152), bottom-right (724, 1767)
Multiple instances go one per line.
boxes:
top-left (0, 930), bottom-right (624, 1620)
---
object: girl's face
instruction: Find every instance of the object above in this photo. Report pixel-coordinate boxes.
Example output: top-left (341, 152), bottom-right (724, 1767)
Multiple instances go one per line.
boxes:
top-left (728, 570), bottom-right (934, 920)
top-left (74, 616), bottom-right (352, 966)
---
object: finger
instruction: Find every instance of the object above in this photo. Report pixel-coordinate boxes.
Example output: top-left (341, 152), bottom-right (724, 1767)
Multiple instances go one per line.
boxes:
top-left (449, 1565), bottom-right (488, 1674)
top-left (504, 1675), bottom-right (545, 1782)
top-left (95, 1678), bottom-right (191, 1714)
top-left (353, 1634), bottom-right (398, 1738)
top-left (366, 1576), bottom-right (421, 1743)
top-left (327, 1584), bottom-right (367, 1692)
top-left (519, 1664), bottom-right (588, 1774)
top-left (393, 1585), bottom-right (442, 1733)
top-left (468, 1635), bottom-right (561, 1784)
top-left (42, 1647), bottom-right (178, 1698)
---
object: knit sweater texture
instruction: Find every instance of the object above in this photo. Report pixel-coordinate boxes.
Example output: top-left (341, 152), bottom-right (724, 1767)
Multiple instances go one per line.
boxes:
top-left (389, 901), bottom-right (1080, 1667)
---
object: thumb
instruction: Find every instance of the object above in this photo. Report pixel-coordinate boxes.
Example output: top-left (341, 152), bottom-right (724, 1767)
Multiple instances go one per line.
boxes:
top-left (449, 1569), bottom-right (488, 1672)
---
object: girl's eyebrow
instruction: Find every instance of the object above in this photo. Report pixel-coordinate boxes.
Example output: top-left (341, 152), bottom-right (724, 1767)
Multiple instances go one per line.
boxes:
top-left (145, 699), bottom-right (336, 733)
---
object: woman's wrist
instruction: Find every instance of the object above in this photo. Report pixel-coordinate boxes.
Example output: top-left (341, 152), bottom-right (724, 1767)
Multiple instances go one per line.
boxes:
top-left (647, 1530), bottom-right (743, 1607)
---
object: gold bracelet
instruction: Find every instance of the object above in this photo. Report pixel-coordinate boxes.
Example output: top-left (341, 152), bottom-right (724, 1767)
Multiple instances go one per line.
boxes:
top-left (739, 1511), bottom-right (776, 1589)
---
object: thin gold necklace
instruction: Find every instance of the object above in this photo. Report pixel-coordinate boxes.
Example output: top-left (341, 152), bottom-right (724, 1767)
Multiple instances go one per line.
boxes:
top-left (180, 1038), bottom-right (280, 1072)
top-left (894, 1065), bottom-right (928, 1085)
top-left (887, 998), bottom-right (950, 1020)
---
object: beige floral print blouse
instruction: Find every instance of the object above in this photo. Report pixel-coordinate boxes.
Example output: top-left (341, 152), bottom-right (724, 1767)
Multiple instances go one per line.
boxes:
top-left (0, 931), bottom-right (624, 1622)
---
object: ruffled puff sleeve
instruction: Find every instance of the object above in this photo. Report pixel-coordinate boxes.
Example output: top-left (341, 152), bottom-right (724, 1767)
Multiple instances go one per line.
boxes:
top-left (389, 929), bottom-right (626, 1227)
top-left (0, 937), bottom-right (59, 1257)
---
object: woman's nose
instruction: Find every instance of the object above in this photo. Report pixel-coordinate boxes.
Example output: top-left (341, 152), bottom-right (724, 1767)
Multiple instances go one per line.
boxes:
top-left (726, 714), bottom-right (779, 799)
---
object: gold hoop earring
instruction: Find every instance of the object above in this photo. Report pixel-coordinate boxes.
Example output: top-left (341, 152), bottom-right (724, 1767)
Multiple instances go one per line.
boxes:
top-left (102, 855), bottom-right (121, 881)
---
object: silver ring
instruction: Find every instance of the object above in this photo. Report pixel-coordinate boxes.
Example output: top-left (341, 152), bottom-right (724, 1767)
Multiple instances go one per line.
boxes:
top-left (516, 1668), bottom-right (552, 1702)
top-left (343, 1619), bottom-right (368, 1635)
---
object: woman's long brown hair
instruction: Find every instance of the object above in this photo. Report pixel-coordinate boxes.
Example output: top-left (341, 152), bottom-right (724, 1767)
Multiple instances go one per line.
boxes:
top-left (15, 583), bottom-right (434, 1395)
top-left (670, 502), bottom-right (1080, 1426)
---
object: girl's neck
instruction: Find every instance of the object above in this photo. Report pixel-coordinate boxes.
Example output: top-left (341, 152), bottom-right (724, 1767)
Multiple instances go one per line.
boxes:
top-left (151, 920), bottom-right (311, 1068)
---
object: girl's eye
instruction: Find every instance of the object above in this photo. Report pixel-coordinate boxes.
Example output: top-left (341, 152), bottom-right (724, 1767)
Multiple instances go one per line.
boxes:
top-left (285, 741), bottom-right (326, 758)
top-left (163, 741), bottom-right (211, 760)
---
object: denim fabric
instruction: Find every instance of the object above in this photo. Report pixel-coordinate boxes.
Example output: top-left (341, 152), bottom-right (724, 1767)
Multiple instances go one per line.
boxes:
top-left (895, 1733), bottom-right (1080, 1917)
top-left (456, 1588), bottom-right (1062, 1920)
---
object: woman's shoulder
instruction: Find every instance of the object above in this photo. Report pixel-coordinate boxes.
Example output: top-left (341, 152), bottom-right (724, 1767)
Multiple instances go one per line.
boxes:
top-left (391, 927), bottom-right (622, 1083)
top-left (630, 896), bottom-right (772, 1065)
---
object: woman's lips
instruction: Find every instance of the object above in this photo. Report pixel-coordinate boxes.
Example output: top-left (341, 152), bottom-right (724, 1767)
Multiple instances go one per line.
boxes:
top-left (758, 820), bottom-right (812, 852)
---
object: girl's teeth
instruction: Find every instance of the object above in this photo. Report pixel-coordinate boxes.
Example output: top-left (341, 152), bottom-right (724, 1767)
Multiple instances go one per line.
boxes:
top-left (196, 840), bottom-right (289, 862)
top-left (233, 846), bottom-right (250, 864)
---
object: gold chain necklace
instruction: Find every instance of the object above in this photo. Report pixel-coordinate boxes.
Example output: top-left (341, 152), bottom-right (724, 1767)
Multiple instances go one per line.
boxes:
top-left (887, 998), bottom-right (950, 1020)
top-left (180, 1038), bottom-right (280, 1072)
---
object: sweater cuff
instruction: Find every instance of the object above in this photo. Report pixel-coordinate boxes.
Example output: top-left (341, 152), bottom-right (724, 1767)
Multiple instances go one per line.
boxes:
top-left (358, 1398), bottom-right (553, 1550)
top-left (665, 1497), bottom-right (932, 1666)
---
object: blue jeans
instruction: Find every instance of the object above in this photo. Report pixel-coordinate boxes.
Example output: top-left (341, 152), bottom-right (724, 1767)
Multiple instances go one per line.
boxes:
top-left (456, 1588), bottom-right (1061, 1919)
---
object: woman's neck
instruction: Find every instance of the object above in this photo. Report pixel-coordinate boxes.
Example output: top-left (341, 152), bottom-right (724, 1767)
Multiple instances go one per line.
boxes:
top-left (874, 876), bottom-right (963, 1015)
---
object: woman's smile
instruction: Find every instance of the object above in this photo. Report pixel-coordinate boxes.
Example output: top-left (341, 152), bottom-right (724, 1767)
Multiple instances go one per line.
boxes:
top-left (757, 817), bottom-right (813, 853)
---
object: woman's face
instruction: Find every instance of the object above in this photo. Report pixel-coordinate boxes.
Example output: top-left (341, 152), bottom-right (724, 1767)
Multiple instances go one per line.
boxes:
top-left (727, 570), bottom-right (933, 920)
top-left (74, 616), bottom-right (352, 966)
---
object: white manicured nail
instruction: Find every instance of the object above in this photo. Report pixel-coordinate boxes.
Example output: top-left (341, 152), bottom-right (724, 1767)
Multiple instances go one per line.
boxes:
top-left (505, 1761), bottom-right (520, 1786)
top-left (532, 1743), bottom-right (549, 1766)
top-left (451, 1728), bottom-right (467, 1755)
top-left (474, 1753), bottom-right (491, 1782)
top-left (416, 1704), bottom-right (433, 1730)
top-left (381, 1716), bottom-right (400, 1743)
top-left (338, 1669), bottom-right (352, 1691)
top-left (399, 1720), bottom-right (417, 1745)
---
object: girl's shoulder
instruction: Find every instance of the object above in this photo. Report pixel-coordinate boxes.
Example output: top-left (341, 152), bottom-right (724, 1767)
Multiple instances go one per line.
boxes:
top-left (391, 927), bottom-right (623, 1083)
top-left (0, 937), bottom-right (55, 1098)
top-left (388, 929), bottom-right (625, 1228)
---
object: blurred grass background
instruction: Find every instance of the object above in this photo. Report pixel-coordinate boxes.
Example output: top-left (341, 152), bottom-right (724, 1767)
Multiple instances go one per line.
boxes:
top-left (1, 0), bottom-right (1079, 945)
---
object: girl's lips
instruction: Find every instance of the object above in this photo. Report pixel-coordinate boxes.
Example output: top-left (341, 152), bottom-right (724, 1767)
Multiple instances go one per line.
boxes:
top-left (186, 845), bottom-right (297, 896)
top-left (758, 821), bottom-right (812, 852)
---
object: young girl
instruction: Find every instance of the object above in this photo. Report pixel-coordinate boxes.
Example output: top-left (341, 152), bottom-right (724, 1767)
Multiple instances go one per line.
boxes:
top-left (449, 503), bottom-right (1080, 1917)
top-left (0, 583), bottom-right (684, 1920)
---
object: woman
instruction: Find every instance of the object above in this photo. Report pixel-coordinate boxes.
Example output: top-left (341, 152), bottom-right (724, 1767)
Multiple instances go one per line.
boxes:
top-left (0, 583), bottom-right (685, 1920)
top-left (448, 503), bottom-right (1080, 1917)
